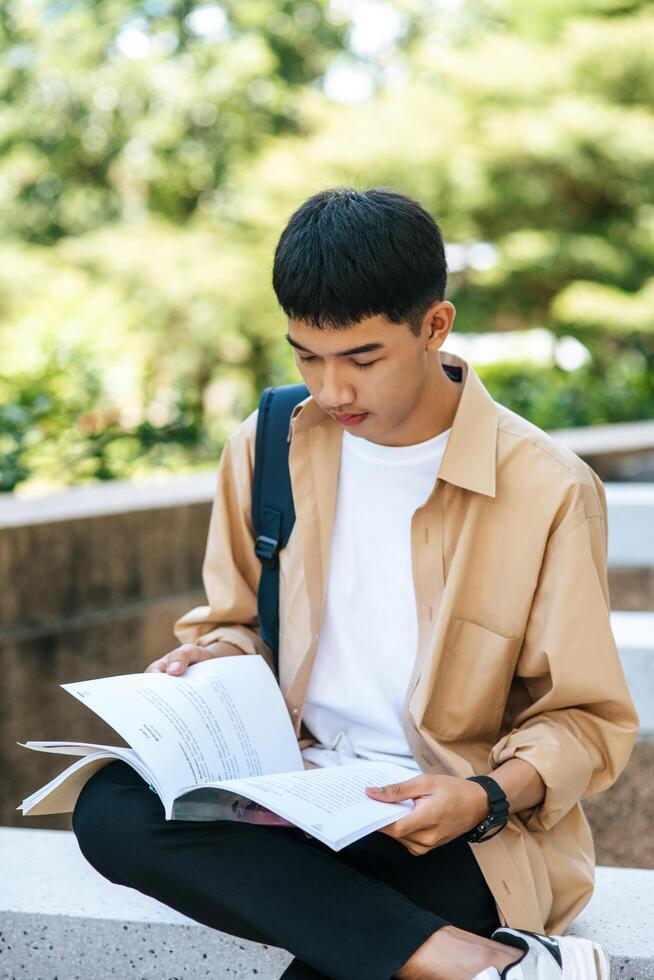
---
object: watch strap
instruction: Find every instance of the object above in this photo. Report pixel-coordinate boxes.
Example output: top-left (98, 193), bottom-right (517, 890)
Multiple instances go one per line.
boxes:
top-left (465, 775), bottom-right (510, 843)
top-left (468, 774), bottom-right (508, 806)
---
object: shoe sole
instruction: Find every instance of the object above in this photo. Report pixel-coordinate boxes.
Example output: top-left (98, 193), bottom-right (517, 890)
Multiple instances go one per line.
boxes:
top-left (557, 936), bottom-right (611, 980)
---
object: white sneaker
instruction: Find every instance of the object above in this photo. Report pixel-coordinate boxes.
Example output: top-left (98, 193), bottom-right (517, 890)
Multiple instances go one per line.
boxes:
top-left (471, 926), bottom-right (611, 979)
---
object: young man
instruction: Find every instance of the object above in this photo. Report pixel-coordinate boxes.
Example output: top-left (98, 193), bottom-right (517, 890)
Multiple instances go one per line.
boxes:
top-left (72, 188), bottom-right (639, 980)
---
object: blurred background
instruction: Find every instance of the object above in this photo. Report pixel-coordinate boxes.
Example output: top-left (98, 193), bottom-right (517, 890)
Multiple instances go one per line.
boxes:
top-left (2, 0), bottom-right (654, 495)
top-left (2, 0), bottom-right (653, 869)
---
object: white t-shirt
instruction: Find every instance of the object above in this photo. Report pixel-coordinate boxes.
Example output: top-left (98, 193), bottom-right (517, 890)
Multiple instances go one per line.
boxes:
top-left (300, 424), bottom-right (451, 771)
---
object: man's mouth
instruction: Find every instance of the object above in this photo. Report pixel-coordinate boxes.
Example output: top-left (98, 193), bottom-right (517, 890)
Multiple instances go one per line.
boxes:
top-left (332, 412), bottom-right (369, 426)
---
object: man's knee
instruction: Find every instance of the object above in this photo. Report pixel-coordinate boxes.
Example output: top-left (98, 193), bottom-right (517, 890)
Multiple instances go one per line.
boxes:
top-left (72, 760), bottom-right (152, 879)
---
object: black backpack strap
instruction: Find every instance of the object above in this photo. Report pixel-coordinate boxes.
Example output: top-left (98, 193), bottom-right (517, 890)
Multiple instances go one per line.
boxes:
top-left (252, 382), bottom-right (309, 674)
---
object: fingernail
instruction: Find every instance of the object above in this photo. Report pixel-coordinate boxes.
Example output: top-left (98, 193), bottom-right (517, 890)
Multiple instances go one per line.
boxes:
top-left (167, 661), bottom-right (182, 672)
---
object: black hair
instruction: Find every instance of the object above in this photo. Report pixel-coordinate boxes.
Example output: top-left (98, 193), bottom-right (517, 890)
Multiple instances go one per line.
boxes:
top-left (271, 186), bottom-right (447, 337)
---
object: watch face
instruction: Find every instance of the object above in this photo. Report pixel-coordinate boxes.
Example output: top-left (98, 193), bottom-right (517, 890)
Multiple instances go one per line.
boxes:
top-left (465, 776), bottom-right (509, 842)
top-left (479, 820), bottom-right (507, 841)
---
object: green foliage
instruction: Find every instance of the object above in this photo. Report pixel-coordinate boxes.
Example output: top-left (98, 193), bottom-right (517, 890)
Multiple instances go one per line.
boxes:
top-left (0, 222), bottom-right (268, 491)
top-left (0, 0), bottom-right (349, 242)
top-left (478, 356), bottom-right (654, 430)
top-left (1, 1), bottom-right (653, 493)
top-left (0, 346), bottom-right (218, 493)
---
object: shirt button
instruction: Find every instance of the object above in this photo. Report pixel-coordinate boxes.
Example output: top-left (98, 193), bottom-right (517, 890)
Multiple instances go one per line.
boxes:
top-left (292, 707), bottom-right (299, 717)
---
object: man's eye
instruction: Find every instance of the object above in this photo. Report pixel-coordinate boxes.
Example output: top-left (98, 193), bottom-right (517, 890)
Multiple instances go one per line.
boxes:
top-left (298, 356), bottom-right (377, 370)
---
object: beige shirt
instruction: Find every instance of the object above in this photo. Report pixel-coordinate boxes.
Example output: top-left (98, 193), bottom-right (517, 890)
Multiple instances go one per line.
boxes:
top-left (174, 349), bottom-right (639, 935)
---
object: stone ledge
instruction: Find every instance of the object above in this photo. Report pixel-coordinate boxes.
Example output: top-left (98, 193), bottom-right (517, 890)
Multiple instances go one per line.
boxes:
top-left (1, 828), bottom-right (653, 980)
top-left (2, 478), bottom-right (653, 567)
top-left (604, 484), bottom-right (654, 568)
top-left (0, 473), bottom-right (217, 529)
top-left (565, 866), bottom-right (654, 977)
top-left (610, 610), bottom-right (654, 733)
top-left (582, 734), bottom-right (654, 870)
top-left (0, 827), bottom-right (291, 979)
top-left (550, 419), bottom-right (654, 456)
top-left (550, 420), bottom-right (654, 481)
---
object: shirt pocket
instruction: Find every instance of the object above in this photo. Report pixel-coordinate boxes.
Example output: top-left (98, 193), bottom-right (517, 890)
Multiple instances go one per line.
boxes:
top-left (423, 617), bottom-right (524, 741)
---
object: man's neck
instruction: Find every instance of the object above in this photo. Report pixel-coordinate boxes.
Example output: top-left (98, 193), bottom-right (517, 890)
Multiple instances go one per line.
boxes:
top-left (396, 354), bottom-right (463, 446)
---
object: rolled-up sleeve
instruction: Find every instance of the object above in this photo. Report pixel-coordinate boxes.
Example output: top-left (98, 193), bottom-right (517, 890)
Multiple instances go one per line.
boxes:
top-left (488, 476), bottom-right (640, 832)
top-left (173, 409), bottom-right (274, 672)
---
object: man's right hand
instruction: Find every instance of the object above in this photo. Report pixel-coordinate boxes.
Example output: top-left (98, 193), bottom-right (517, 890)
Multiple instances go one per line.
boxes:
top-left (144, 640), bottom-right (243, 675)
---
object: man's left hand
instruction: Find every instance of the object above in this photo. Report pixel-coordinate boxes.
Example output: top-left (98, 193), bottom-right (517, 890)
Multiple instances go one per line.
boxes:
top-left (365, 774), bottom-right (490, 855)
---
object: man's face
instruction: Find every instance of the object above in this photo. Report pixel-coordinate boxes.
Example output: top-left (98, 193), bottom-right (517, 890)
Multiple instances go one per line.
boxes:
top-left (285, 309), bottom-right (450, 444)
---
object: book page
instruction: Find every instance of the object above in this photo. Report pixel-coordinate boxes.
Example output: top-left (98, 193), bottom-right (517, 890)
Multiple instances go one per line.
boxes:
top-left (60, 656), bottom-right (303, 806)
top-left (180, 760), bottom-right (419, 850)
top-left (18, 750), bottom-right (147, 816)
top-left (17, 741), bottom-right (165, 804)
top-left (19, 740), bottom-right (136, 758)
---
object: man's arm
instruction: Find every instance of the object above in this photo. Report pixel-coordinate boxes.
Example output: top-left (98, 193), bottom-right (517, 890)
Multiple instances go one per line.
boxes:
top-left (483, 758), bottom-right (546, 815)
top-left (486, 474), bottom-right (640, 832)
top-left (172, 408), bottom-right (275, 674)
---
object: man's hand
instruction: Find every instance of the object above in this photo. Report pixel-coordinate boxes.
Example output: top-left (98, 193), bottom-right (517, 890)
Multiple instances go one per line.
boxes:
top-left (365, 774), bottom-right (490, 855)
top-left (144, 640), bottom-right (243, 675)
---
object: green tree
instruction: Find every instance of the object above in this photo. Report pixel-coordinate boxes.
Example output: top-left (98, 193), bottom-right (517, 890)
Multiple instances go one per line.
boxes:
top-left (0, 0), bottom-right (351, 242)
top-left (2, 1), bottom-right (653, 493)
top-left (235, 0), bottom-right (654, 376)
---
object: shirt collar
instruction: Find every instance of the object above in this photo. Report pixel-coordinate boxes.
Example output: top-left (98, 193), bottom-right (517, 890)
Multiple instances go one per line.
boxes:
top-left (286, 349), bottom-right (498, 497)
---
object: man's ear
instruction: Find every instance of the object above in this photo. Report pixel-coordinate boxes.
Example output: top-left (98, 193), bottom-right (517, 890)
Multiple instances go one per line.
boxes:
top-left (424, 301), bottom-right (456, 351)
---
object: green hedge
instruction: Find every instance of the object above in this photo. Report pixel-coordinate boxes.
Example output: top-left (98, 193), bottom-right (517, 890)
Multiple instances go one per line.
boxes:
top-left (478, 357), bottom-right (654, 430)
top-left (3, 353), bottom-right (653, 494)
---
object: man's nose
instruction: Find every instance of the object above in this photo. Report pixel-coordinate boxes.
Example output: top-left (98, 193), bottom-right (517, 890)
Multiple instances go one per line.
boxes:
top-left (319, 362), bottom-right (355, 408)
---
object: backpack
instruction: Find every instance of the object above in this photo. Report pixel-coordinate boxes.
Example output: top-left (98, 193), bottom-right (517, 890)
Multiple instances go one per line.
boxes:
top-left (252, 383), bottom-right (309, 675)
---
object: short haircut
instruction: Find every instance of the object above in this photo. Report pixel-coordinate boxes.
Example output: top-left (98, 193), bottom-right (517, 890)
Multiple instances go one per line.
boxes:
top-left (272, 186), bottom-right (447, 337)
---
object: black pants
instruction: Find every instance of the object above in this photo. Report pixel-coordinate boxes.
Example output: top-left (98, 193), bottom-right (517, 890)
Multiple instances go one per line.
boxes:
top-left (72, 761), bottom-right (501, 980)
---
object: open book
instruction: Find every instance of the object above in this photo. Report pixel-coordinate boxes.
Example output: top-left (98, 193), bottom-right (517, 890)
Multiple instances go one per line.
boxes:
top-left (18, 654), bottom-right (419, 851)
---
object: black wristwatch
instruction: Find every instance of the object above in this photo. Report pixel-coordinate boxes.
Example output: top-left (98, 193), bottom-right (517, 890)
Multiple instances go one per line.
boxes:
top-left (465, 775), bottom-right (510, 843)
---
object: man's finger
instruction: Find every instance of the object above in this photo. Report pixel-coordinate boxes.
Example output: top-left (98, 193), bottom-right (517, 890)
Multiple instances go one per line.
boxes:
top-left (144, 644), bottom-right (216, 674)
top-left (145, 649), bottom-right (192, 674)
top-left (364, 776), bottom-right (428, 802)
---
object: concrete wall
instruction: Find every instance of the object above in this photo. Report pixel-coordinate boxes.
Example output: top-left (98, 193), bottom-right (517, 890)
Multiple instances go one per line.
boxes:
top-left (550, 419), bottom-right (654, 482)
top-left (1, 476), bottom-right (214, 832)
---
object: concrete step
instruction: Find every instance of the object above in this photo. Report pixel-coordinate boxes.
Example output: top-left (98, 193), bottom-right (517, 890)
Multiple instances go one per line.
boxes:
top-left (605, 484), bottom-right (654, 611)
top-left (610, 610), bottom-right (654, 733)
top-left (551, 420), bottom-right (654, 482)
top-left (606, 484), bottom-right (654, 610)
top-left (0, 827), bottom-right (291, 979)
top-left (605, 485), bottom-right (654, 568)
top-left (583, 731), bottom-right (654, 870)
top-left (1, 827), bottom-right (652, 979)
top-left (581, 612), bottom-right (653, 870)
